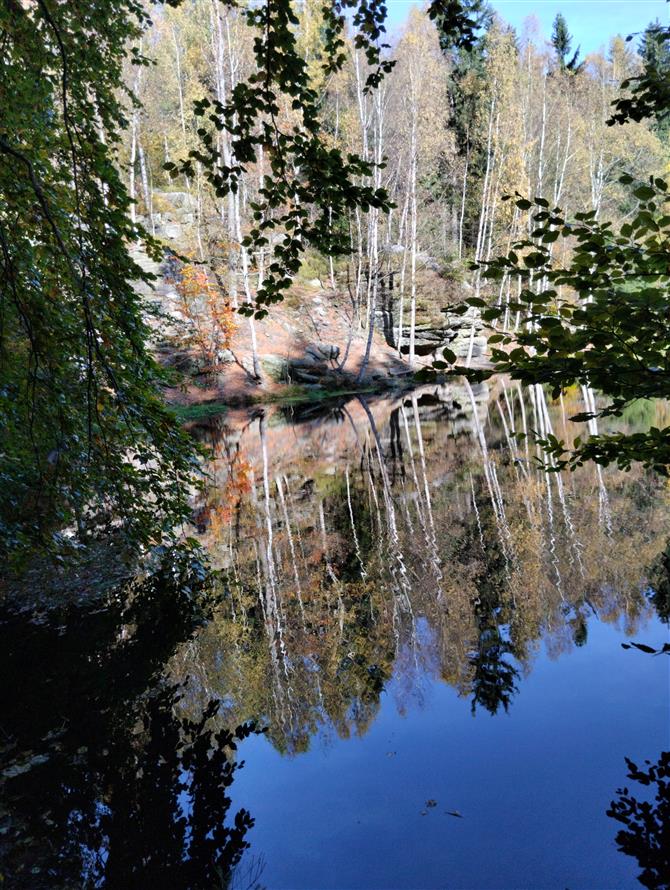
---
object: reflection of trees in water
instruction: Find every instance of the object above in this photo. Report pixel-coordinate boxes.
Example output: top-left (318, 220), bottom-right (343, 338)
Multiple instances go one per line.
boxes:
top-left (180, 383), bottom-right (669, 748)
top-left (607, 751), bottom-right (670, 890)
top-left (649, 541), bottom-right (670, 624)
top-left (0, 563), bottom-right (261, 889)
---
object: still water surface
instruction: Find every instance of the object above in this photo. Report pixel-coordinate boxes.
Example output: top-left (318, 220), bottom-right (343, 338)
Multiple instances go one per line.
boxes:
top-left (1, 379), bottom-right (669, 888)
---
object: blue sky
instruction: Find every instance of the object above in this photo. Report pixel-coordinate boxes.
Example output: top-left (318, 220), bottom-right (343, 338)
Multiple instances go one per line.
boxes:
top-left (385, 1), bottom-right (669, 54)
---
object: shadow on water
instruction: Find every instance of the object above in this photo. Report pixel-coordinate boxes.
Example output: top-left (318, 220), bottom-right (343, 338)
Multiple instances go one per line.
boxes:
top-left (607, 751), bottom-right (670, 890)
top-left (607, 560), bottom-right (670, 890)
top-left (0, 555), bottom-right (264, 889)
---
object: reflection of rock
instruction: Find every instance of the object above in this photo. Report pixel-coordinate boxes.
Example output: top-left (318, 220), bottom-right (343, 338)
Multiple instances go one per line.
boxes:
top-left (382, 379), bottom-right (490, 437)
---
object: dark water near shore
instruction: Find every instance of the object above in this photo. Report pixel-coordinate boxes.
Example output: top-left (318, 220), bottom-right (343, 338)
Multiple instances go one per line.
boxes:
top-left (1, 380), bottom-right (669, 888)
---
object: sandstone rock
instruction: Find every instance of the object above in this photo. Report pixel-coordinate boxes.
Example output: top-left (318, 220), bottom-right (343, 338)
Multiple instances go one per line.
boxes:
top-left (290, 355), bottom-right (324, 370)
top-left (241, 356), bottom-right (260, 378)
top-left (161, 221), bottom-right (183, 240)
top-left (452, 335), bottom-right (487, 358)
top-left (261, 354), bottom-right (289, 381)
top-left (161, 191), bottom-right (196, 211)
top-left (305, 343), bottom-right (340, 362)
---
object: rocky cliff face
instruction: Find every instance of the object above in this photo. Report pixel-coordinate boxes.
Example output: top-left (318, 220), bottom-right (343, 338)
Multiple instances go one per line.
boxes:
top-left (375, 269), bottom-right (486, 363)
top-left (136, 192), bottom-right (488, 405)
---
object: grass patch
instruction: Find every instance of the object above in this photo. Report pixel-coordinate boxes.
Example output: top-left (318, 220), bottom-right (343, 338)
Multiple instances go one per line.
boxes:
top-left (252, 384), bottom-right (382, 406)
top-left (169, 401), bottom-right (228, 421)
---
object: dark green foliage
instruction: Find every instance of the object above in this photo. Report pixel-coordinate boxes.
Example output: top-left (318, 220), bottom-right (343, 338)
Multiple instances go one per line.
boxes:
top-left (0, 1), bottom-right (198, 560)
top-left (640, 19), bottom-right (670, 71)
top-left (427, 0), bottom-right (487, 52)
top-left (457, 181), bottom-right (670, 473)
top-left (610, 21), bottom-right (670, 126)
top-left (634, 20), bottom-right (670, 138)
top-left (438, 1), bottom-right (493, 250)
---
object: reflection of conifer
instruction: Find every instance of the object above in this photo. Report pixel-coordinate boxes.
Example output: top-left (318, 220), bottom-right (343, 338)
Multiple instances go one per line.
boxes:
top-left (461, 486), bottom-right (520, 715)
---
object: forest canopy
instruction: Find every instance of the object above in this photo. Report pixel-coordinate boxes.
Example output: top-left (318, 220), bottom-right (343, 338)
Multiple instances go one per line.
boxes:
top-left (1, 0), bottom-right (669, 561)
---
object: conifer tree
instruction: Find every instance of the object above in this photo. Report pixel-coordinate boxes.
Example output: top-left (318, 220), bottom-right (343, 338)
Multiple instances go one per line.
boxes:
top-left (551, 13), bottom-right (584, 73)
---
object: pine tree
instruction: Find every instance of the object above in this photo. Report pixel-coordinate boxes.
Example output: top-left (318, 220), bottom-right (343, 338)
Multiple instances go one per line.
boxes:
top-left (551, 13), bottom-right (583, 73)
top-left (638, 19), bottom-right (670, 138)
top-left (640, 18), bottom-right (670, 70)
top-left (444, 1), bottom-right (494, 252)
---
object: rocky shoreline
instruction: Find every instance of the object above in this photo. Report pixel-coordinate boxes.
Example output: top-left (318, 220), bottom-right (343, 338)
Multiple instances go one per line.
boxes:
top-left (135, 191), bottom-right (489, 409)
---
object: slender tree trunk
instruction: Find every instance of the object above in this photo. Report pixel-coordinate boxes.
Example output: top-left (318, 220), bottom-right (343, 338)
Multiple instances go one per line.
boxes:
top-left (408, 107), bottom-right (418, 368)
top-left (458, 130), bottom-right (470, 260)
top-left (138, 143), bottom-right (154, 235)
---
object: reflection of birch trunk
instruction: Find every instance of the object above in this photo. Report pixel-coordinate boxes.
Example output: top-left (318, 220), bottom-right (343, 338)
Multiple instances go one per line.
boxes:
top-left (318, 500), bottom-right (345, 636)
top-left (404, 398), bottom-right (442, 589)
top-left (469, 472), bottom-right (485, 551)
top-left (581, 385), bottom-right (613, 535)
top-left (258, 415), bottom-right (292, 726)
top-left (358, 397), bottom-right (414, 638)
top-left (532, 385), bottom-right (584, 580)
top-left (346, 464), bottom-right (367, 578)
top-left (276, 476), bottom-right (306, 620)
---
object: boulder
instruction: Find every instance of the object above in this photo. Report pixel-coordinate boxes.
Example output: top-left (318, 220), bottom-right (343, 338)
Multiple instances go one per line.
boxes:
top-left (217, 348), bottom-right (235, 365)
top-left (452, 335), bottom-right (487, 358)
top-left (261, 354), bottom-right (289, 381)
top-left (161, 221), bottom-right (183, 240)
top-left (290, 355), bottom-right (325, 370)
top-left (241, 356), bottom-right (261, 378)
top-left (161, 191), bottom-right (196, 211)
top-left (305, 343), bottom-right (340, 362)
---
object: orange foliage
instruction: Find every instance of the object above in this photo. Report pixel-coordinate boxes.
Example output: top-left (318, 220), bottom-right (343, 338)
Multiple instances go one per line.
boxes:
top-left (206, 455), bottom-right (253, 540)
top-left (173, 261), bottom-right (237, 370)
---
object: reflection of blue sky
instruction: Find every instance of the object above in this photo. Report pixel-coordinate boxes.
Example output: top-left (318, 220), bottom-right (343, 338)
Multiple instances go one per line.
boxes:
top-left (230, 615), bottom-right (669, 888)
top-left (384, 0), bottom-right (669, 55)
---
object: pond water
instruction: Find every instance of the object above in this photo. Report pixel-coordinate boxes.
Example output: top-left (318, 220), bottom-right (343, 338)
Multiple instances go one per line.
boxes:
top-left (1, 379), bottom-right (669, 888)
